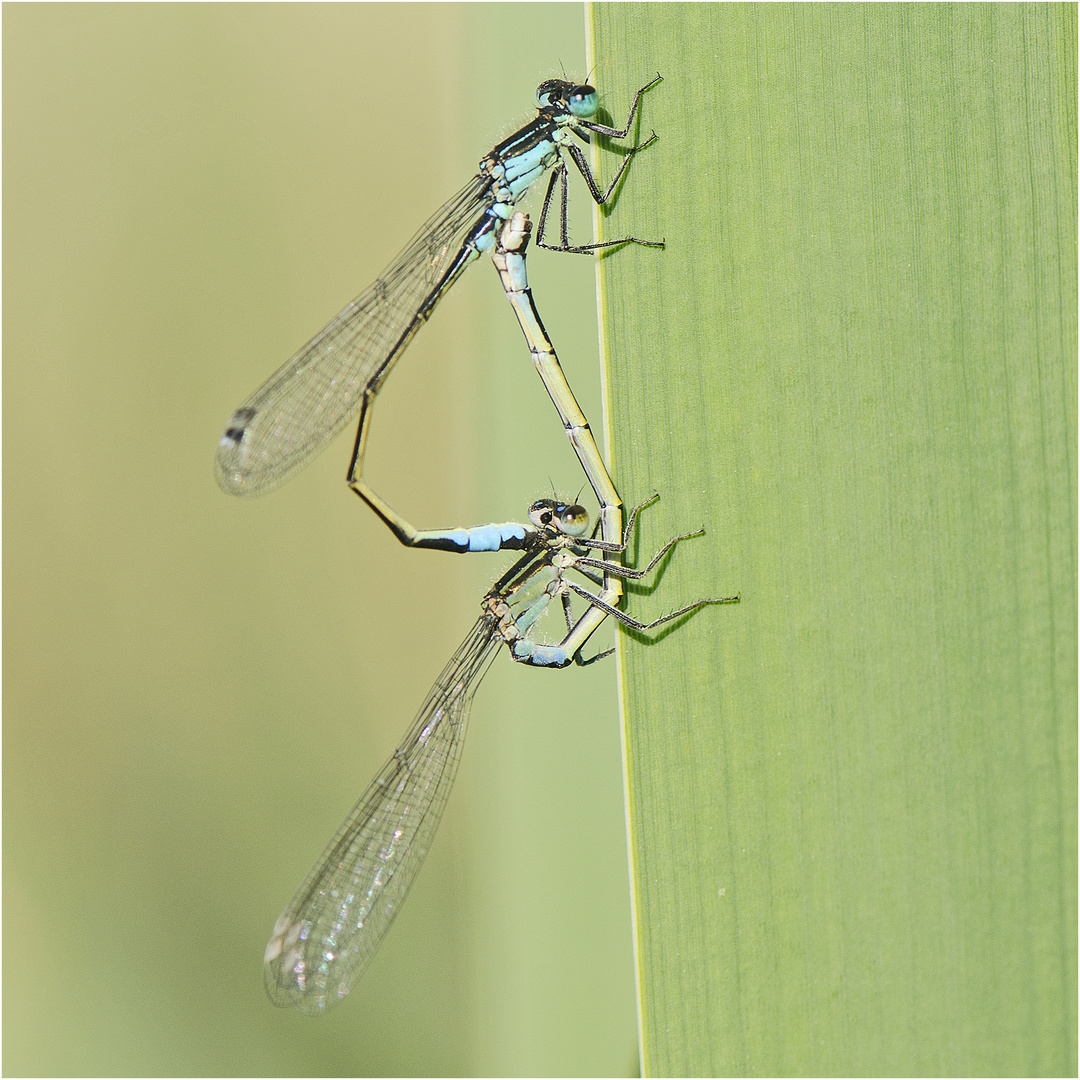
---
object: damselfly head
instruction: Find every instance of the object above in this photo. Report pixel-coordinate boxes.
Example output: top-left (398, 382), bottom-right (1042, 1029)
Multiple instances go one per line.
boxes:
top-left (536, 80), bottom-right (598, 120)
top-left (528, 498), bottom-right (589, 537)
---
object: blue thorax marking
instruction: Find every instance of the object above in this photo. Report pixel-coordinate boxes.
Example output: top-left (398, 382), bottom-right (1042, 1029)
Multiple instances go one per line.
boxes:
top-left (503, 139), bottom-right (557, 184)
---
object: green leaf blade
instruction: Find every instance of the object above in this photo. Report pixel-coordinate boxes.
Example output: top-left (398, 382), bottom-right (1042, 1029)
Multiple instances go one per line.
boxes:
top-left (590, 5), bottom-right (1077, 1075)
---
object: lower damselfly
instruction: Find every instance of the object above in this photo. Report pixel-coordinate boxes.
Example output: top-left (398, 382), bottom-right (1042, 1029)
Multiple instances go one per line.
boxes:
top-left (216, 75), bottom-right (662, 501)
top-left (263, 496), bottom-right (738, 1014)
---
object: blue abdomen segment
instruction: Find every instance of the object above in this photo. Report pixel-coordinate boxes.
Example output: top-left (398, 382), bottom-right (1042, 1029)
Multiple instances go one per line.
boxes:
top-left (412, 521), bottom-right (530, 553)
top-left (511, 638), bottom-right (571, 668)
top-left (444, 522), bottom-right (528, 552)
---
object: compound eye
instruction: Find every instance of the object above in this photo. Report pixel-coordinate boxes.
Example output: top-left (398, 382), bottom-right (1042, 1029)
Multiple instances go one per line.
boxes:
top-left (559, 503), bottom-right (589, 537)
top-left (568, 85), bottom-right (598, 118)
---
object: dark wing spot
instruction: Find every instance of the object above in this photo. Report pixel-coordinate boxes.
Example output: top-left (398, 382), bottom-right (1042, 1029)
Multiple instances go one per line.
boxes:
top-left (222, 407), bottom-right (257, 445)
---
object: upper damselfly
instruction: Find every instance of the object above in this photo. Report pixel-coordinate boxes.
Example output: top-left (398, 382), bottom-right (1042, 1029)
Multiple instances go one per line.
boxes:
top-left (215, 75), bottom-right (662, 500)
top-left (263, 495), bottom-right (738, 1014)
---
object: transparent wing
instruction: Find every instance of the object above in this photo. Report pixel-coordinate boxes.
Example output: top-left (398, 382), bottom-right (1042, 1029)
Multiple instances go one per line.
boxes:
top-left (216, 172), bottom-right (492, 497)
top-left (264, 618), bottom-right (501, 1015)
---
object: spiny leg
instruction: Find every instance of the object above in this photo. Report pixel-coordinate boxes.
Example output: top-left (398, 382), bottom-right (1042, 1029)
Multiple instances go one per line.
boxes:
top-left (573, 493), bottom-right (660, 554)
top-left (574, 525), bottom-right (712, 580)
top-left (580, 73), bottom-right (662, 140)
top-left (567, 581), bottom-right (740, 633)
top-left (535, 149), bottom-right (664, 254)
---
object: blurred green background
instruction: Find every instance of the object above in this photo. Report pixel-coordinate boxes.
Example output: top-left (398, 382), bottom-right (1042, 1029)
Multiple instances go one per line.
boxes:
top-left (4, 5), bottom-right (641, 1075)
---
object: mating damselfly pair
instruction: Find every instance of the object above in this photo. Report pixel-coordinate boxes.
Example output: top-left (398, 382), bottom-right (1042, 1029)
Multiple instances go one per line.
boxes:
top-left (216, 75), bottom-right (736, 1015)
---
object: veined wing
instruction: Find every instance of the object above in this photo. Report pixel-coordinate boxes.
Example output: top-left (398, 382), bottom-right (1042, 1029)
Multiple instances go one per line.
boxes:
top-left (264, 617), bottom-right (500, 1015)
top-left (216, 171), bottom-right (492, 497)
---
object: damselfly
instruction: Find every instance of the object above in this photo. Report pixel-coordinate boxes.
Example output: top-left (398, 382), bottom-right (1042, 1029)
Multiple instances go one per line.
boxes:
top-left (216, 76), bottom-right (662, 501)
top-left (263, 496), bottom-right (738, 1014)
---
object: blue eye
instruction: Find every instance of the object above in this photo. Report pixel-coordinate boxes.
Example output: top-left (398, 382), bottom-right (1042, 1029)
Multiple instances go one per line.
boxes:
top-left (568, 85), bottom-right (598, 118)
